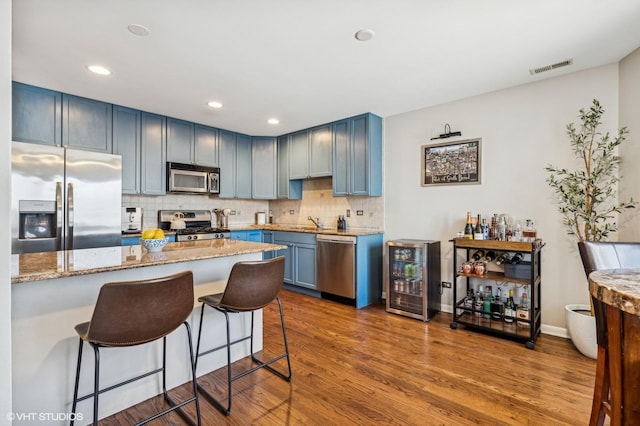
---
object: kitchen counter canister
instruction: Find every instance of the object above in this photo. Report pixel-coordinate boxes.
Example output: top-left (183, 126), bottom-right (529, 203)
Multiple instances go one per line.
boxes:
top-left (11, 239), bottom-right (286, 284)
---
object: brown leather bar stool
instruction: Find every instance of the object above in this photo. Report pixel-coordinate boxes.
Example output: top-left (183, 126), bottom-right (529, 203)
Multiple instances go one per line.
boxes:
top-left (578, 241), bottom-right (640, 426)
top-left (70, 270), bottom-right (201, 426)
top-left (195, 256), bottom-right (292, 416)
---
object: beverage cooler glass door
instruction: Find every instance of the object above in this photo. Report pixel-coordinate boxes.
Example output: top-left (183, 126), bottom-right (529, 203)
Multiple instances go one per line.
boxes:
top-left (387, 243), bottom-right (425, 317)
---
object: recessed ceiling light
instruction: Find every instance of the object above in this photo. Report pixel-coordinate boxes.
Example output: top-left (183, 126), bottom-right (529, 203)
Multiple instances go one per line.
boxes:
top-left (87, 65), bottom-right (111, 75)
top-left (267, 118), bottom-right (280, 125)
top-left (128, 24), bottom-right (151, 36)
top-left (207, 101), bottom-right (223, 108)
top-left (355, 29), bottom-right (375, 41)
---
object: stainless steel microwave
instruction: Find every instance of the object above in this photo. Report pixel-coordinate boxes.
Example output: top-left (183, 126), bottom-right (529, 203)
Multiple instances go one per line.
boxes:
top-left (167, 162), bottom-right (220, 194)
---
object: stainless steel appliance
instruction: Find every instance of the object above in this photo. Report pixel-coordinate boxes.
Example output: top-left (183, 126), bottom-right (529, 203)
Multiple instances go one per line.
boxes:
top-left (385, 239), bottom-right (441, 321)
top-left (158, 210), bottom-right (230, 241)
top-left (317, 234), bottom-right (357, 299)
top-left (121, 207), bottom-right (143, 233)
top-left (11, 141), bottom-right (122, 254)
top-left (167, 162), bottom-right (220, 194)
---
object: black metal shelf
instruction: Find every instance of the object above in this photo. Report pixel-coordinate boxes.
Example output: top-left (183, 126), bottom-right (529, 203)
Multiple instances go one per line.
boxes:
top-left (450, 238), bottom-right (544, 349)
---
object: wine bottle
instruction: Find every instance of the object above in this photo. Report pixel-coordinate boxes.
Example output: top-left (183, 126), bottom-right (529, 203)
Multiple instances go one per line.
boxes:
top-left (511, 252), bottom-right (524, 264)
top-left (471, 249), bottom-right (485, 261)
top-left (495, 252), bottom-right (511, 265)
top-left (483, 250), bottom-right (496, 263)
top-left (464, 212), bottom-right (474, 239)
top-left (474, 214), bottom-right (484, 240)
top-left (504, 289), bottom-right (516, 323)
top-left (517, 292), bottom-right (530, 328)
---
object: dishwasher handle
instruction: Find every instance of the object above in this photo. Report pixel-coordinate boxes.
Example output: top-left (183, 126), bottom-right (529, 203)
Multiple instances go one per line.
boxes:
top-left (316, 234), bottom-right (356, 244)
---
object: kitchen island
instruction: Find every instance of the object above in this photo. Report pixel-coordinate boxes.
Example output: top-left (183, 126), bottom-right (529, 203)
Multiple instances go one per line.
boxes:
top-left (11, 239), bottom-right (285, 424)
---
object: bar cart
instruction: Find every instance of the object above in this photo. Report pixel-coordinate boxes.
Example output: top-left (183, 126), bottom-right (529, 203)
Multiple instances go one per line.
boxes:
top-left (385, 239), bottom-right (441, 321)
top-left (450, 238), bottom-right (544, 349)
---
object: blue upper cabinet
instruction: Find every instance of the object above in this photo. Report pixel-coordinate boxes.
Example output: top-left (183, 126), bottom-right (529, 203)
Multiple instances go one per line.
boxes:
top-left (218, 129), bottom-right (236, 198)
top-left (289, 130), bottom-right (309, 179)
top-left (12, 82), bottom-right (62, 146)
top-left (236, 133), bottom-right (252, 199)
top-left (332, 113), bottom-right (382, 197)
top-left (166, 117), bottom-right (195, 164)
top-left (277, 135), bottom-right (302, 199)
top-left (251, 136), bottom-right (277, 199)
top-left (309, 124), bottom-right (332, 177)
top-left (113, 106), bottom-right (141, 194)
top-left (167, 118), bottom-right (219, 167)
top-left (62, 94), bottom-right (113, 153)
top-left (219, 130), bottom-right (251, 198)
top-left (194, 124), bottom-right (219, 167)
top-left (140, 112), bottom-right (166, 195)
top-left (289, 125), bottom-right (332, 179)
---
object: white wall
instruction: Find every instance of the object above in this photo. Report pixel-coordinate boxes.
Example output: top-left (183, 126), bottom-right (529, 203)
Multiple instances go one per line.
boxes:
top-left (1, 0), bottom-right (13, 422)
top-left (618, 47), bottom-right (640, 240)
top-left (384, 64), bottom-right (620, 329)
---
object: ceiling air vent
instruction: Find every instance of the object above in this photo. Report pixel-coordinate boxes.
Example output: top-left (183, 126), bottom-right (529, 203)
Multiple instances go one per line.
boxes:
top-left (529, 59), bottom-right (573, 75)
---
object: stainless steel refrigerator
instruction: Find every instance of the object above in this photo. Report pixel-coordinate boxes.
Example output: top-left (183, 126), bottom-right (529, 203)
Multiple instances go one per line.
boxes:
top-left (11, 141), bottom-right (122, 254)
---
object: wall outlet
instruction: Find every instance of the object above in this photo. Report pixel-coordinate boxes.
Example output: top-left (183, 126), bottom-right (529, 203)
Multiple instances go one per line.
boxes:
top-left (346, 209), bottom-right (351, 217)
top-left (230, 210), bottom-right (237, 215)
top-left (441, 281), bottom-right (452, 288)
top-left (356, 210), bottom-right (364, 216)
top-left (289, 210), bottom-right (295, 215)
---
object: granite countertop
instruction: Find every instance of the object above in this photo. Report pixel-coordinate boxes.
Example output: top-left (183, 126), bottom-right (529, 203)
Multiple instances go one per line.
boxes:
top-left (589, 268), bottom-right (640, 316)
top-left (11, 239), bottom-right (286, 284)
top-left (233, 224), bottom-right (384, 237)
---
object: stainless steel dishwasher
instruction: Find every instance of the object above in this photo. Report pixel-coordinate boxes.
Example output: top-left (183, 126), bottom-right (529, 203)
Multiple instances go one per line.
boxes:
top-left (317, 234), bottom-right (356, 298)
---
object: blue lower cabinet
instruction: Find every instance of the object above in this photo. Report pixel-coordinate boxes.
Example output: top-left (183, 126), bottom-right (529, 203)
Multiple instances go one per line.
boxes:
top-left (231, 230), bottom-right (262, 242)
top-left (262, 231), bottom-right (274, 260)
top-left (273, 231), bottom-right (317, 290)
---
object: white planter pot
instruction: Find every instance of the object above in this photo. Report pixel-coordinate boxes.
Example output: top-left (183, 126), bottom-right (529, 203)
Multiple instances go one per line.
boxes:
top-left (564, 304), bottom-right (597, 359)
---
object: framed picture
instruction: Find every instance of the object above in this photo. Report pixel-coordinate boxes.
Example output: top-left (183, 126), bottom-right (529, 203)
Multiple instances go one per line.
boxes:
top-left (421, 138), bottom-right (481, 186)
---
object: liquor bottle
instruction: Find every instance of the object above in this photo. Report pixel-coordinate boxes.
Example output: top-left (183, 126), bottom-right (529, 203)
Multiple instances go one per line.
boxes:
top-left (483, 286), bottom-right (493, 319)
top-left (471, 249), bottom-right (485, 261)
top-left (511, 252), bottom-right (524, 264)
top-left (474, 285), bottom-right (484, 317)
top-left (464, 212), bottom-right (474, 239)
top-left (498, 216), bottom-right (507, 241)
top-left (495, 252), bottom-right (511, 265)
top-left (482, 218), bottom-right (489, 240)
top-left (504, 289), bottom-right (516, 323)
top-left (523, 219), bottom-right (537, 242)
top-left (474, 214), bottom-right (484, 240)
top-left (269, 209), bottom-right (274, 224)
top-left (517, 292), bottom-right (530, 329)
top-left (483, 250), bottom-right (496, 263)
top-left (464, 289), bottom-right (475, 312)
top-left (489, 214), bottom-right (497, 240)
top-left (491, 287), bottom-right (504, 320)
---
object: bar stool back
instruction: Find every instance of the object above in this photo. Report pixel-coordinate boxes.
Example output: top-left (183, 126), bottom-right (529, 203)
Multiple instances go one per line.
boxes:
top-left (70, 270), bottom-right (201, 425)
top-left (195, 256), bottom-right (291, 415)
top-left (578, 241), bottom-right (640, 426)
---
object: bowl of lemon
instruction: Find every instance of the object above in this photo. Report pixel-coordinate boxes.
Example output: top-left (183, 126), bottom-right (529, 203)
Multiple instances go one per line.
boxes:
top-left (141, 228), bottom-right (169, 252)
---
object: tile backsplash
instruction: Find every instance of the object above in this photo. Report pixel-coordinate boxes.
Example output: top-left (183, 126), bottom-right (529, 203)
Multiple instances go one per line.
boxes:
top-left (123, 177), bottom-right (383, 230)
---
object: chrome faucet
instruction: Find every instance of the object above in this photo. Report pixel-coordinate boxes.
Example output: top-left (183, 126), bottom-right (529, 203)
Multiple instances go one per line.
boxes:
top-left (308, 216), bottom-right (321, 229)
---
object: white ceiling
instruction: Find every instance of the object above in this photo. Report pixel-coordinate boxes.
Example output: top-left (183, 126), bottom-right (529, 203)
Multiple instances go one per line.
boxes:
top-left (11, 0), bottom-right (640, 136)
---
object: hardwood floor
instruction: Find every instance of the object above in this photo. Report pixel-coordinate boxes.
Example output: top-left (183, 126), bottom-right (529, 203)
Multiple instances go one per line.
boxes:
top-left (102, 290), bottom-right (597, 425)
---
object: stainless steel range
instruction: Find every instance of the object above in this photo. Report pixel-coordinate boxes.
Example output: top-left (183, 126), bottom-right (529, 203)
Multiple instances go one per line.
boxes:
top-left (158, 210), bottom-right (231, 241)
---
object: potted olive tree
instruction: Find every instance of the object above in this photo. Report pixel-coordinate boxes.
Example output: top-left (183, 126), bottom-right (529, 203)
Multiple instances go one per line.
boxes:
top-left (545, 99), bottom-right (636, 358)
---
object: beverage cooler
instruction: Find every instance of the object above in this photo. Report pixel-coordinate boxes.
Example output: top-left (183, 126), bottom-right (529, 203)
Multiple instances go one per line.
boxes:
top-left (385, 239), bottom-right (441, 321)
